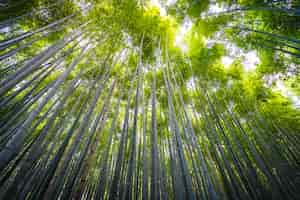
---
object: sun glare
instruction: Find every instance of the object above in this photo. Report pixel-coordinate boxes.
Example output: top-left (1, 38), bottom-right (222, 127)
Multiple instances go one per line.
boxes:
top-left (149, 0), bottom-right (167, 16)
top-left (174, 17), bottom-right (193, 53)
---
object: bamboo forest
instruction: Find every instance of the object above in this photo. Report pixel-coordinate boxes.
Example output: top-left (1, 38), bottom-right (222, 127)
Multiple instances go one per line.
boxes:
top-left (1, 0), bottom-right (300, 199)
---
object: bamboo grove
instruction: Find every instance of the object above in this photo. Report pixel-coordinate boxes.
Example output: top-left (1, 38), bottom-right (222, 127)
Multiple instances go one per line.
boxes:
top-left (0, 0), bottom-right (299, 199)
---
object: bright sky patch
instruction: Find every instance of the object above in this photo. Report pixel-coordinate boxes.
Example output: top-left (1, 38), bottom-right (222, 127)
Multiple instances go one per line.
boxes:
top-left (174, 17), bottom-right (193, 53)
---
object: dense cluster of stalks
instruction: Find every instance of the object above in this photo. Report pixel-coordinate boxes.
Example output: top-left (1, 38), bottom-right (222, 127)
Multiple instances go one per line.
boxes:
top-left (0, 0), bottom-right (299, 199)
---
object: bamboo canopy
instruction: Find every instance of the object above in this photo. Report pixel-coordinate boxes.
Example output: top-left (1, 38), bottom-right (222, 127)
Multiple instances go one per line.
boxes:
top-left (0, 0), bottom-right (299, 199)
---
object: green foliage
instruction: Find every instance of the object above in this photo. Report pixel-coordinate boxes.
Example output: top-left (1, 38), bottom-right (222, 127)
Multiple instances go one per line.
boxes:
top-left (0, 0), bottom-right (299, 198)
